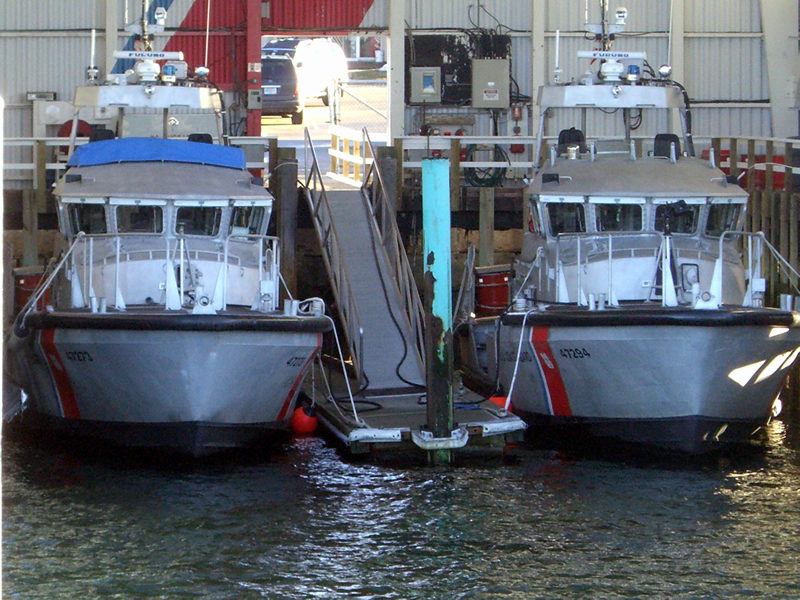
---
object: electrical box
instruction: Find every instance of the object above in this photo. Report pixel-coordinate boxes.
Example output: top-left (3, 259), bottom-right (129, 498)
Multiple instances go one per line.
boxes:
top-left (471, 59), bottom-right (510, 109)
top-left (247, 89), bottom-right (262, 110)
top-left (410, 67), bottom-right (442, 104)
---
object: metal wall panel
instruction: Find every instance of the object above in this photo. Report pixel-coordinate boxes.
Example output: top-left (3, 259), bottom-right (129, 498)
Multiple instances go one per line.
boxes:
top-left (407, 0), bottom-right (532, 31)
top-left (685, 37), bottom-right (767, 101)
top-left (361, 0), bottom-right (390, 29)
top-left (0, 0), bottom-right (101, 30)
top-left (686, 0), bottom-right (762, 33)
top-left (546, 0), bottom-right (668, 35)
top-left (264, 0), bottom-right (382, 30)
top-left (0, 37), bottom-right (91, 106)
top-left (692, 107), bottom-right (772, 138)
top-left (510, 37), bottom-right (533, 102)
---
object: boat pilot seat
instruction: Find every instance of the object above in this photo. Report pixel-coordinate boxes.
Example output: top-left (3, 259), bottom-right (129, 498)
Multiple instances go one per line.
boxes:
top-left (89, 127), bottom-right (115, 142)
top-left (188, 133), bottom-right (214, 144)
top-left (556, 127), bottom-right (588, 155)
top-left (654, 133), bottom-right (681, 159)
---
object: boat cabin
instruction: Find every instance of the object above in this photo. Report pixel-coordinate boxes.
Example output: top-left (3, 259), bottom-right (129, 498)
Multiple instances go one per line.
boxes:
top-left (51, 138), bottom-right (279, 314)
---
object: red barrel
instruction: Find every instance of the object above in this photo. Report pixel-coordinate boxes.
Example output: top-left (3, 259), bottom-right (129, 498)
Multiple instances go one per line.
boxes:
top-left (13, 267), bottom-right (49, 315)
top-left (475, 266), bottom-right (510, 316)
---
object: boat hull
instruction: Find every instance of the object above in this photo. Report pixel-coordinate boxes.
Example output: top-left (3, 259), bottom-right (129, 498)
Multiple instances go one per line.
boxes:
top-left (8, 311), bottom-right (329, 456)
top-left (487, 306), bottom-right (800, 453)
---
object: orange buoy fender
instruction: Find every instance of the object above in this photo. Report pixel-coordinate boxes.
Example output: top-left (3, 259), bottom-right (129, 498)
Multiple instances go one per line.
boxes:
top-left (489, 396), bottom-right (513, 412)
top-left (291, 405), bottom-right (318, 435)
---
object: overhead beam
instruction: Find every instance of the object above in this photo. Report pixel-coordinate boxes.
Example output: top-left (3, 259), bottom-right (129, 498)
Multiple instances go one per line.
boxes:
top-left (530, 0), bottom-right (546, 131)
top-left (105, 0), bottom-right (118, 76)
top-left (388, 0), bottom-right (406, 141)
top-left (668, 0), bottom-right (685, 136)
top-left (760, 0), bottom-right (800, 136)
top-left (246, 0), bottom-right (262, 136)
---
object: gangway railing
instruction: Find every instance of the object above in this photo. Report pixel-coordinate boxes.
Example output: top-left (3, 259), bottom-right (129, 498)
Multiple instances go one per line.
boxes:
top-left (302, 127), bottom-right (366, 384)
top-left (362, 128), bottom-right (426, 371)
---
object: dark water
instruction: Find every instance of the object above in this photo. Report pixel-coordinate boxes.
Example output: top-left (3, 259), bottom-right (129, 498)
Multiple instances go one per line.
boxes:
top-left (4, 408), bottom-right (800, 599)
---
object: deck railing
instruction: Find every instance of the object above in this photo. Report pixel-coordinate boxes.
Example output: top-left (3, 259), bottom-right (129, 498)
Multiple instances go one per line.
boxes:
top-left (16, 232), bottom-right (282, 322)
top-left (536, 228), bottom-right (800, 310)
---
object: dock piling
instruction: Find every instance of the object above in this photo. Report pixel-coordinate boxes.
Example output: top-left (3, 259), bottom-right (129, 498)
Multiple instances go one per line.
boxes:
top-left (422, 157), bottom-right (455, 466)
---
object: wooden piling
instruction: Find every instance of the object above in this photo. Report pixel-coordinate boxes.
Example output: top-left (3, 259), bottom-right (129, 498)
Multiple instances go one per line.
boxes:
top-left (421, 157), bottom-right (454, 466)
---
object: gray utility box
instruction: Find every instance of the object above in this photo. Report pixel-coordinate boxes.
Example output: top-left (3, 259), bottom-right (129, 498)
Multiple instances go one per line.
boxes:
top-left (410, 66), bottom-right (442, 104)
top-left (471, 59), bottom-right (510, 109)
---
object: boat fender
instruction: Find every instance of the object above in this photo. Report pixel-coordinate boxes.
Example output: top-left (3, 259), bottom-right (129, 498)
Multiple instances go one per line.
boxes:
top-left (489, 396), bottom-right (513, 412)
top-left (12, 321), bottom-right (29, 340)
top-left (291, 405), bottom-right (318, 436)
top-left (6, 323), bottom-right (30, 352)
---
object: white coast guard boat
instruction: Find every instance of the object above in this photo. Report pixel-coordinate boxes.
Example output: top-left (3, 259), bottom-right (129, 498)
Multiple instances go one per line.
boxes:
top-left (457, 8), bottom-right (800, 453)
top-left (5, 9), bottom-right (330, 455)
top-left (7, 138), bottom-right (330, 456)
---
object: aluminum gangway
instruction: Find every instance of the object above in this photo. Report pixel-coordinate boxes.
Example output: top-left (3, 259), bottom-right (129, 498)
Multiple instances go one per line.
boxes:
top-left (303, 129), bottom-right (425, 394)
top-left (301, 128), bottom-right (526, 456)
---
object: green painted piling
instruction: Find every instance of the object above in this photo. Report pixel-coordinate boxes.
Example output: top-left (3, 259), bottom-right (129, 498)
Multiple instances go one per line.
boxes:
top-left (422, 157), bottom-right (454, 466)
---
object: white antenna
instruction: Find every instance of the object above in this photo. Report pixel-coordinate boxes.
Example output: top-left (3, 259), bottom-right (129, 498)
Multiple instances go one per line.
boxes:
top-left (204, 0), bottom-right (212, 68)
top-left (553, 30), bottom-right (562, 83)
top-left (667, 0), bottom-right (675, 68)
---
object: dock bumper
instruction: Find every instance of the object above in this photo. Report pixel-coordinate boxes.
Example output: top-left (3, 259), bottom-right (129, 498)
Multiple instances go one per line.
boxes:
top-left (478, 417), bottom-right (528, 437)
top-left (349, 427), bottom-right (403, 444)
top-left (411, 426), bottom-right (470, 450)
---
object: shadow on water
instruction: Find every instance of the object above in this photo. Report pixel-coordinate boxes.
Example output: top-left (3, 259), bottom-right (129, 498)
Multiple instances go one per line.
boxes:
top-left (1, 422), bottom-right (298, 476)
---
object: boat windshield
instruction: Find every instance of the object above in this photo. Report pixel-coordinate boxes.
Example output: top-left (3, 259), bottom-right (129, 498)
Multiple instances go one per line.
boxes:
top-left (117, 205), bottom-right (163, 233)
top-left (68, 204), bottom-right (107, 235)
top-left (595, 204), bottom-right (642, 232)
top-left (705, 204), bottom-right (742, 237)
top-left (230, 206), bottom-right (266, 236)
top-left (654, 204), bottom-right (699, 234)
top-left (176, 207), bottom-right (222, 236)
top-left (547, 203), bottom-right (585, 235)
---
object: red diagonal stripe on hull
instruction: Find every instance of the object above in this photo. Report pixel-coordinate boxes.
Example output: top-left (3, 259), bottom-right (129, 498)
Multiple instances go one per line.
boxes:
top-left (530, 327), bottom-right (572, 417)
top-left (277, 333), bottom-right (323, 421)
top-left (39, 330), bottom-right (81, 419)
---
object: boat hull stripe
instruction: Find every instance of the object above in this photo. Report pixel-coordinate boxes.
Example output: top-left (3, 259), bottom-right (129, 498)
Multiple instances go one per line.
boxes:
top-left (39, 329), bottom-right (81, 419)
top-left (531, 327), bottom-right (572, 417)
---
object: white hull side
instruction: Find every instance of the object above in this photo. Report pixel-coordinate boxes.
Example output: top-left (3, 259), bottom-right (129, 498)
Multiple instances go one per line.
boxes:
top-left (495, 321), bottom-right (800, 450)
top-left (11, 327), bottom-right (322, 452)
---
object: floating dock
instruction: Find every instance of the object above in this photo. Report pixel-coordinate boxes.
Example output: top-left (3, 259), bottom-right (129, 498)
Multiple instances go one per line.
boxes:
top-left (301, 160), bottom-right (526, 458)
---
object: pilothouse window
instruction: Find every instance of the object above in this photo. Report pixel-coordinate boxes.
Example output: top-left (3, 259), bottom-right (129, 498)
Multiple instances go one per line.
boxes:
top-left (176, 207), bottom-right (222, 236)
top-left (230, 206), bottom-right (266, 236)
top-left (595, 204), bottom-right (642, 232)
top-left (547, 203), bottom-right (585, 235)
top-left (705, 205), bottom-right (742, 237)
top-left (116, 205), bottom-right (163, 233)
top-left (655, 204), bottom-right (699, 234)
top-left (68, 204), bottom-right (107, 234)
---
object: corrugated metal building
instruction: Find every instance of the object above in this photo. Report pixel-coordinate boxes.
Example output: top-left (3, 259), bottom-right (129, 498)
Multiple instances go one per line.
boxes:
top-left (1, 1), bottom-right (798, 162)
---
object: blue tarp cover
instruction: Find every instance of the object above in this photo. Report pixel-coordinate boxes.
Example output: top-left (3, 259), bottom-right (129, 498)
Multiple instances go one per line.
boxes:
top-left (67, 137), bottom-right (246, 170)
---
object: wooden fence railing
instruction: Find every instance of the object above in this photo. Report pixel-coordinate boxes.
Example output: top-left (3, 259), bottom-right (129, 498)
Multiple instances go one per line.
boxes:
top-left (708, 137), bottom-right (800, 301)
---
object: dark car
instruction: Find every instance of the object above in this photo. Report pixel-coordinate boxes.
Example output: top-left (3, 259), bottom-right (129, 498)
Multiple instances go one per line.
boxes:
top-left (262, 37), bottom-right (349, 106)
top-left (261, 55), bottom-right (303, 124)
